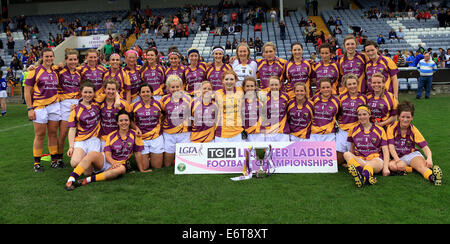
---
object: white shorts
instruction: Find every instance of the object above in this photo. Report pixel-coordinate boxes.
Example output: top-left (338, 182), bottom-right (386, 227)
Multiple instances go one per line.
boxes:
top-left (59, 99), bottom-right (79, 121)
top-left (100, 140), bottom-right (106, 152)
top-left (310, 133), bottom-right (336, 142)
top-left (153, 95), bottom-right (162, 101)
top-left (247, 133), bottom-right (265, 142)
top-left (290, 134), bottom-right (310, 142)
top-left (142, 135), bottom-right (164, 154)
top-left (94, 152), bottom-right (112, 174)
top-left (400, 151), bottom-right (424, 166)
top-left (265, 133), bottom-right (290, 142)
top-left (214, 133), bottom-right (243, 143)
top-left (0, 90), bottom-right (7, 98)
top-left (336, 128), bottom-right (351, 153)
top-left (33, 102), bottom-right (61, 124)
top-left (357, 157), bottom-right (383, 165)
top-left (163, 132), bottom-right (191, 153)
top-left (74, 137), bottom-right (101, 154)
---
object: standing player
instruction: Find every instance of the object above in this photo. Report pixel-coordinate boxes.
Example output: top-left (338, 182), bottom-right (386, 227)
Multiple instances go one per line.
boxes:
top-left (263, 76), bottom-right (290, 142)
top-left (241, 76), bottom-right (265, 142)
top-left (79, 49), bottom-right (107, 93)
top-left (123, 50), bottom-right (143, 103)
top-left (345, 105), bottom-right (390, 188)
top-left (56, 49), bottom-right (82, 168)
top-left (185, 48), bottom-right (207, 95)
top-left (256, 42), bottom-right (287, 92)
top-left (312, 43), bottom-right (340, 95)
top-left (141, 48), bottom-right (165, 101)
top-left (65, 110), bottom-right (149, 191)
top-left (338, 35), bottom-right (368, 93)
top-left (366, 73), bottom-right (397, 128)
top-left (287, 82), bottom-right (314, 142)
top-left (132, 84), bottom-right (164, 169)
top-left (310, 78), bottom-right (340, 142)
top-left (387, 100), bottom-right (442, 185)
top-left (102, 53), bottom-right (132, 104)
top-left (231, 43), bottom-right (257, 88)
top-left (214, 70), bottom-right (244, 142)
top-left (206, 46), bottom-right (232, 91)
top-left (191, 81), bottom-right (218, 143)
top-left (364, 40), bottom-right (399, 99)
top-left (284, 42), bottom-right (313, 99)
top-left (336, 73), bottom-right (367, 165)
top-left (25, 48), bottom-right (60, 172)
top-left (165, 51), bottom-right (186, 85)
top-left (160, 75), bottom-right (192, 167)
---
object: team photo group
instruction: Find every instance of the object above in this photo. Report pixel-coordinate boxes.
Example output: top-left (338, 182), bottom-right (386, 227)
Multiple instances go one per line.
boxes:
top-left (23, 33), bottom-right (443, 191)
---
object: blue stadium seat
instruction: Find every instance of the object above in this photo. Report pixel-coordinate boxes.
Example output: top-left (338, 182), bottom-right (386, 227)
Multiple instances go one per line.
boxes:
top-left (408, 78), bottom-right (419, 90)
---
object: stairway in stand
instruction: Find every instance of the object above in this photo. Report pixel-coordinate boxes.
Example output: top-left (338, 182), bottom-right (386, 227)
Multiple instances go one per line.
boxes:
top-left (308, 16), bottom-right (330, 37)
top-left (126, 34), bottom-right (137, 50)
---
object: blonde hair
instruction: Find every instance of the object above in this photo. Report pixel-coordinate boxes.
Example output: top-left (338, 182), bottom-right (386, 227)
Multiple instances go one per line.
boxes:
top-left (293, 82), bottom-right (308, 92)
top-left (65, 48), bottom-right (79, 60)
top-left (236, 42), bottom-right (251, 60)
top-left (263, 42), bottom-right (276, 53)
top-left (342, 73), bottom-right (359, 87)
top-left (166, 74), bottom-right (183, 89)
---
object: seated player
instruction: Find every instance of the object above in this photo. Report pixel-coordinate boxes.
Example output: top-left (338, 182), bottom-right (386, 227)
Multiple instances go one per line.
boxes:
top-left (344, 105), bottom-right (390, 188)
top-left (65, 110), bottom-right (150, 191)
top-left (386, 100), bottom-right (442, 186)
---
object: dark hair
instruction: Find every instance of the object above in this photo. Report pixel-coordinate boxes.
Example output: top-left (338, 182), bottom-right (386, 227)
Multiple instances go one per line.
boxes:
top-left (364, 40), bottom-right (379, 51)
top-left (80, 80), bottom-right (96, 93)
top-left (398, 100), bottom-right (415, 117)
top-left (289, 42), bottom-right (304, 61)
top-left (116, 109), bottom-right (133, 125)
top-left (318, 43), bottom-right (332, 53)
top-left (139, 83), bottom-right (154, 94)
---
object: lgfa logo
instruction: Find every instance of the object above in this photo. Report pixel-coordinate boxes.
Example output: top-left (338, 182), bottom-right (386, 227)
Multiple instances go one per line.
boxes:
top-left (178, 144), bottom-right (203, 156)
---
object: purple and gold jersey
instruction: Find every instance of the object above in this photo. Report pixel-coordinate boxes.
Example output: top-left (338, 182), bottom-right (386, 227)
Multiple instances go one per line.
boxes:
top-left (338, 52), bottom-right (368, 93)
top-left (68, 101), bottom-right (101, 141)
top-left (191, 97), bottom-right (218, 143)
top-left (367, 90), bottom-right (397, 123)
top-left (365, 55), bottom-right (399, 94)
top-left (206, 63), bottom-right (232, 91)
top-left (123, 65), bottom-right (143, 101)
top-left (104, 129), bottom-right (144, 165)
top-left (103, 68), bottom-right (132, 100)
top-left (58, 67), bottom-right (81, 101)
top-left (131, 99), bottom-right (163, 140)
top-left (160, 92), bottom-right (192, 134)
top-left (256, 57), bottom-right (287, 91)
top-left (347, 123), bottom-right (387, 160)
top-left (242, 96), bottom-right (263, 134)
top-left (25, 64), bottom-right (59, 109)
top-left (165, 65), bottom-right (186, 84)
top-left (312, 61), bottom-right (340, 95)
top-left (311, 94), bottom-right (340, 134)
top-left (80, 64), bottom-right (107, 91)
top-left (287, 99), bottom-right (314, 139)
top-left (284, 59), bottom-right (312, 98)
top-left (141, 64), bottom-right (166, 96)
top-left (99, 99), bottom-right (130, 141)
top-left (263, 91), bottom-right (290, 134)
top-left (338, 92), bottom-right (367, 131)
top-left (214, 87), bottom-right (244, 138)
top-left (387, 121), bottom-right (428, 158)
top-left (185, 63), bottom-right (207, 94)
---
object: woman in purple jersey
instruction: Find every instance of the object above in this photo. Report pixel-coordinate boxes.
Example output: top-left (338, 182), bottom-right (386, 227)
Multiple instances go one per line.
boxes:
top-left (165, 51), bottom-right (186, 84)
top-left (344, 105), bottom-right (390, 188)
top-left (338, 35), bottom-right (368, 94)
top-left (242, 76), bottom-right (265, 142)
top-left (185, 48), bottom-right (207, 95)
top-left (312, 43), bottom-right (340, 95)
top-left (123, 50), bottom-right (143, 103)
top-left (190, 81), bottom-right (218, 143)
top-left (132, 84), bottom-right (164, 169)
top-left (206, 46), bottom-right (232, 91)
top-left (65, 110), bottom-right (149, 191)
top-left (67, 81), bottom-right (102, 171)
top-left (141, 48), bottom-right (165, 100)
top-left (56, 49), bottom-right (81, 168)
top-left (284, 43), bottom-right (313, 99)
top-left (263, 76), bottom-right (290, 142)
top-left (287, 82), bottom-right (314, 142)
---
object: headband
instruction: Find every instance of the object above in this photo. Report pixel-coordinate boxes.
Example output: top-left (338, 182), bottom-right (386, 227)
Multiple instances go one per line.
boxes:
top-left (125, 50), bottom-right (138, 57)
top-left (187, 48), bottom-right (199, 56)
top-left (168, 51), bottom-right (181, 57)
top-left (110, 53), bottom-right (120, 59)
top-left (212, 47), bottom-right (224, 54)
top-left (357, 106), bottom-right (371, 115)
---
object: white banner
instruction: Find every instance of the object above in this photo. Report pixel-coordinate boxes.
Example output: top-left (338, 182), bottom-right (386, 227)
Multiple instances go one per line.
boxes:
top-left (76, 35), bottom-right (109, 49)
top-left (175, 141), bottom-right (337, 174)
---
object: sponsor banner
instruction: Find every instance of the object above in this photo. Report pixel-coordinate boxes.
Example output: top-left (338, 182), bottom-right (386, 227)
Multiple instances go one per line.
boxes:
top-left (175, 141), bottom-right (337, 174)
top-left (76, 35), bottom-right (109, 49)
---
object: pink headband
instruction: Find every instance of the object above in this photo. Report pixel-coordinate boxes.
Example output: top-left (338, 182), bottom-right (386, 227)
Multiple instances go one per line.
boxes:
top-left (110, 53), bottom-right (120, 58)
top-left (125, 50), bottom-right (138, 57)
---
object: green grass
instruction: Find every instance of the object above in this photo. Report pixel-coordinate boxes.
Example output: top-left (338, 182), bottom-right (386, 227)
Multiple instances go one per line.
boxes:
top-left (0, 94), bottom-right (449, 224)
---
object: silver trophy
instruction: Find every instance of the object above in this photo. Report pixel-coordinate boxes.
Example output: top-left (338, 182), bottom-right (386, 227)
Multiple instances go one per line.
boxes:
top-left (253, 145), bottom-right (274, 178)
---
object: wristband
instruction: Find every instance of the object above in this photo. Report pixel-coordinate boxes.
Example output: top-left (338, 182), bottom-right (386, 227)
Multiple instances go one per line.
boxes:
top-left (27, 107), bottom-right (34, 111)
